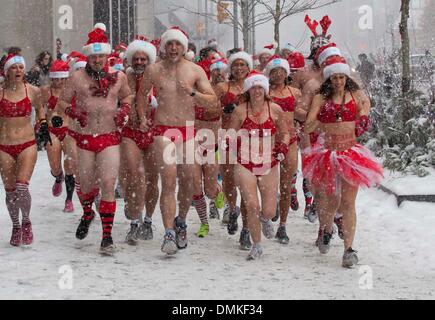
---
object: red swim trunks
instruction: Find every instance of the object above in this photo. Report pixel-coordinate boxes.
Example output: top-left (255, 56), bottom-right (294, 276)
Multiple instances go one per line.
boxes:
top-left (68, 130), bottom-right (121, 153)
top-left (49, 126), bottom-right (68, 142)
top-left (152, 125), bottom-right (196, 143)
top-left (122, 126), bottom-right (153, 150)
top-left (0, 140), bottom-right (36, 160)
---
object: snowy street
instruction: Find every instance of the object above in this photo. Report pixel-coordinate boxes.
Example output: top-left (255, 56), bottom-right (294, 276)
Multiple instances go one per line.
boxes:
top-left (0, 152), bottom-right (434, 300)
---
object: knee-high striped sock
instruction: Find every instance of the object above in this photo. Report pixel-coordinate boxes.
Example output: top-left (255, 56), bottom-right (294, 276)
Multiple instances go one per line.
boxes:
top-left (99, 201), bottom-right (116, 239)
top-left (302, 178), bottom-right (313, 206)
top-left (193, 194), bottom-right (208, 225)
top-left (65, 175), bottom-right (75, 201)
top-left (16, 182), bottom-right (31, 224)
top-left (77, 188), bottom-right (99, 220)
top-left (5, 189), bottom-right (20, 228)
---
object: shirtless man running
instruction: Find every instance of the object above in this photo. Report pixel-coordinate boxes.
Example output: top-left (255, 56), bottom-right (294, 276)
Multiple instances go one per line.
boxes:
top-left (58, 24), bottom-right (133, 254)
top-left (137, 26), bottom-right (219, 255)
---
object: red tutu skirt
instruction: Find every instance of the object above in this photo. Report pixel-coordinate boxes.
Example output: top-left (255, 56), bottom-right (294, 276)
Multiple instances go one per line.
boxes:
top-left (302, 140), bottom-right (384, 195)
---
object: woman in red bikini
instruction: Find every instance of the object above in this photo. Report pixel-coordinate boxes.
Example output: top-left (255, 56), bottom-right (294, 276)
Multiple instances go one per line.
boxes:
top-left (265, 56), bottom-right (301, 244)
top-left (228, 71), bottom-right (291, 260)
top-left (304, 56), bottom-right (383, 268)
top-left (214, 50), bottom-right (253, 249)
top-left (0, 54), bottom-right (49, 246)
top-left (41, 60), bottom-right (77, 213)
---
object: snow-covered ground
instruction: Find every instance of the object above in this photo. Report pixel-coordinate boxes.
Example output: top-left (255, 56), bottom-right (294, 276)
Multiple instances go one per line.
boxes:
top-left (0, 152), bottom-right (434, 300)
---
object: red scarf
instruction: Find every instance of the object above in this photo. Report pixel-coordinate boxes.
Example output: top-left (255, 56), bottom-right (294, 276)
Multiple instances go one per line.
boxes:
top-left (87, 63), bottom-right (119, 98)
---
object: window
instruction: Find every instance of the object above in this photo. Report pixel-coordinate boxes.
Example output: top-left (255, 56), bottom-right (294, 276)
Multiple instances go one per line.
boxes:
top-left (93, 0), bottom-right (137, 46)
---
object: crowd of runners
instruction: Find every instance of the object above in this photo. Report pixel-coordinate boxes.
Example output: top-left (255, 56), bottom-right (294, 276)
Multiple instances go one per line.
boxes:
top-left (0, 15), bottom-right (383, 268)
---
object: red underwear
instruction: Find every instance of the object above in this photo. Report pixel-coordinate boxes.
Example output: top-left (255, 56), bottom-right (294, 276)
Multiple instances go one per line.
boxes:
top-left (68, 130), bottom-right (121, 153)
top-left (0, 140), bottom-right (36, 160)
top-left (122, 126), bottom-right (153, 150)
top-left (49, 126), bottom-right (68, 142)
top-left (152, 125), bottom-right (196, 143)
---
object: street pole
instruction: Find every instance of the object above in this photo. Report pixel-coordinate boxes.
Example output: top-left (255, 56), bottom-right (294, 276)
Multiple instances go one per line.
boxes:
top-left (233, 0), bottom-right (239, 48)
top-left (251, 2), bottom-right (255, 54)
top-left (205, 0), bottom-right (209, 43)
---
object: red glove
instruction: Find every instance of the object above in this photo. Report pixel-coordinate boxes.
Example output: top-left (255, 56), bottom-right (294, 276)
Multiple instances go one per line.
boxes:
top-left (114, 103), bottom-right (131, 129)
top-left (65, 105), bottom-right (88, 128)
top-left (273, 141), bottom-right (289, 162)
top-left (355, 115), bottom-right (370, 137)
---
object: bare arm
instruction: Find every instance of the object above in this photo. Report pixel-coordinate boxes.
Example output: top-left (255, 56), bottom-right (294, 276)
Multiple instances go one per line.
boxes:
top-left (118, 73), bottom-right (133, 105)
top-left (187, 65), bottom-right (219, 113)
top-left (58, 76), bottom-right (76, 113)
top-left (137, 66), bottom-right (153, 130)
top-left (304, 94), bottom-right (325, 134)
top-left (30, 86), bottom-right (45, 122)
top-left (354, 89), bottom-right (371, 117)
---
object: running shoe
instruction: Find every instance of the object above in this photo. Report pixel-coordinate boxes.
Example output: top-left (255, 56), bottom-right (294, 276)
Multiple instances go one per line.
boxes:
top-left (52, 180), bottom-right (63, 197)
top-left (125, 223), bottom-right (140, 245)
top-left (76, 212), bottom-right (95, 240)
top-left (227, 206), bottom-right (240, 235)
top-left (222, 203), bottom-right (230, 224)
top-left (315, 228), bottom-right (333, 254)
top-left (209, 201), bottom-right (220, 219)
top-left (63, 200), bottom-right (74, 213)
top-left (174, 217), bottom-right (188, 249)
top-left (100, 236), bottom-right (115, 256)
top-left (10, 227), bottom-right (22, 247)
top-left (215, 191), bottom-right (225, 209)
top-left (161, 231), bottom-right (178, 255)
top-left (275, 225), bottom-right (290, 244)
top-left (21, 222), bottom-right (33, 245)
top-left (342, 248), bottom-right (359, 268)
top-left (137, 221), bottom-right (153, 240)
top-left (247, 244), bottom-right (263, 260)
top-left (239, 228), bottom-right (252, 251)
top-left (334, 214), bottom-right (344, 240)
top-left (196, 224), bottom-right (209, 238)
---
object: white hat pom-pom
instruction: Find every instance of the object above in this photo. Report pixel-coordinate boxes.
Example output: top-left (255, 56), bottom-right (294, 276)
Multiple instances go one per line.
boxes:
top-left (94, 23), bottom-right (107, 32)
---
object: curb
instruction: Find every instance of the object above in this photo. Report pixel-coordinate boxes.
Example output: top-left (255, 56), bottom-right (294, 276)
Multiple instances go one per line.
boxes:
top-left (378, 184), bottom-right (435, 207)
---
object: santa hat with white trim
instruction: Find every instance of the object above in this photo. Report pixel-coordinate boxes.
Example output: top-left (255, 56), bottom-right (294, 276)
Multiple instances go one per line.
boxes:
top-left (125, 35), bottom-right (157, 65)
top-left (3, 54), bottom-right (26, 74)
top-left (243, 70), bottom-right (269, 94)
top-left (258, 43), bottom-right (277, 57)
top-left (228, 51), bottom-right (253, 70)
top-left (160, 26), bottom-right (189, 54)
top-left (68, 52), bottom-right (88, 72)
top-left (315, 43), bottom-right (342, 66)
top-left (49, 60), bottom-right (70, 78)
top-left (323, 55), bottom-right (350, 80)
top-left (82, 23), bottom-right (112, 56)
top-left (210, 58), bottom-right (228, 72)
top-left (265, 55), bottom-right (290, 77)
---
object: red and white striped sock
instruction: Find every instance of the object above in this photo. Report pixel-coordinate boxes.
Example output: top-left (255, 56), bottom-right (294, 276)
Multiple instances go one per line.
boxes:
top-left (16, 182), bottom-right (31, 224)
top-left (5, 189), bottom-right (20, 228)
top-left (193, 194), bottom-right (208, 225)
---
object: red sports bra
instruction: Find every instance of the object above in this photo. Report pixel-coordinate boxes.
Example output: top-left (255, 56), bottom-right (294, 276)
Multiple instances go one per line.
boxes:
top-left (240, 102), bottom-right (277, 137)
top-left (317, 93), bottom-right (357, 123)
top-left (271, 87), bottom-right (295, 113)
top-left (221, 84), bottom-right (241, 108)
top-left (47, 89), bottom-right (58, 111)
top-left (0, 84), bottom-right (32, 118)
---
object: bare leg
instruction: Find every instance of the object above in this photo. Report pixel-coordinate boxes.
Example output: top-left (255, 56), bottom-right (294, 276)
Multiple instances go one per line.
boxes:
top-left (339, 180), bottom-right (359, 250)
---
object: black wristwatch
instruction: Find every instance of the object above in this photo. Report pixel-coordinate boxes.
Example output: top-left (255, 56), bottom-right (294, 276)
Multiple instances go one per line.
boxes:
top-left (190, 90), bottom-right (197, 97)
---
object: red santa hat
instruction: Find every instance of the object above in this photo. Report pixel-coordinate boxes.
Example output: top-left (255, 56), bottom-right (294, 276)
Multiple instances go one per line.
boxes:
top-left (323, 55), bottom-right (350, 80)
top-left (125, 36), bottom-right (157, 65)
top-left (160, 26), bottom-right (189, 54)
top-left (258, 43), bottom-right (277, 57)
top-left (243, 70), bottom-right (269, 94)
top-left (228, 51), bottom-right (253, 70)
top-left (3, 54), bottom-right (26, 73)
top-left (69, 52), bottom-right (87, 72)
top-left (82, 23), bottom-right (112, 56)
top-left (265, 55), bottom-right (290, 77)
top-left (49, 60), bottom-right (70, 78)
top-left (287, 52), bottom-right (305, 71)
top-left (210, 58), bottom-right (228, 72)
top-left (315, 43), bottom-right (342, 66)
top-left (115, 43), bottom-right (128, 52)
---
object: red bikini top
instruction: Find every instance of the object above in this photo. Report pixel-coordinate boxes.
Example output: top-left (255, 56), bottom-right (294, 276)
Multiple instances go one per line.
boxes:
top-left (317, 93), bottom-right (357, 123)
top-left (240, 102), bottom-right (277, 138)
top-left (271, 87), bottom-right (295, 113)
top-left (0, 84), bottom-right (32, 118)
top-left (221, 84), bottom-right (240, 107)
top-left (47, 89), bottom-right (58, 111)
